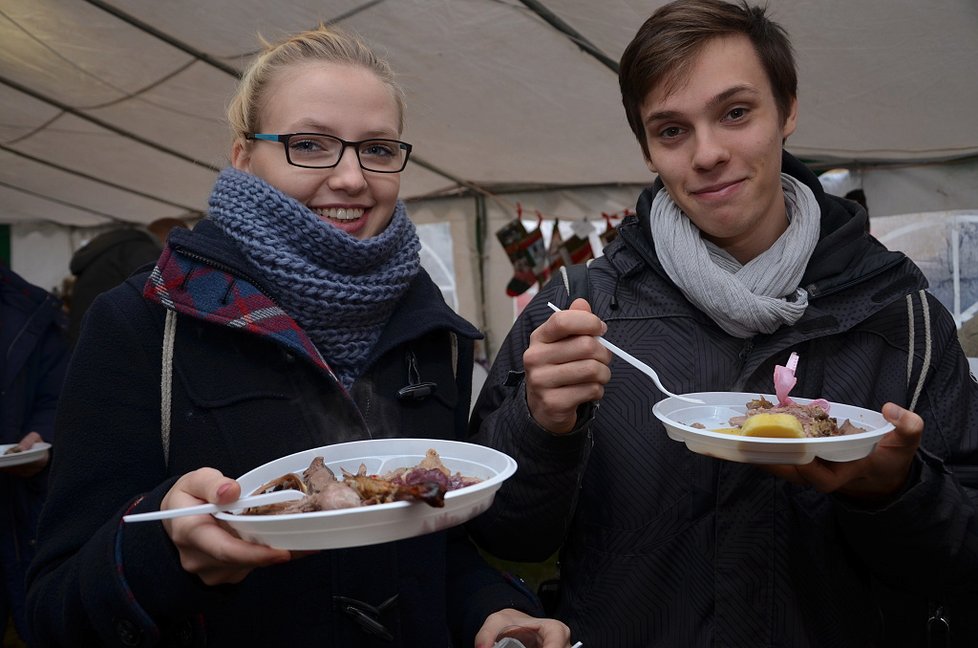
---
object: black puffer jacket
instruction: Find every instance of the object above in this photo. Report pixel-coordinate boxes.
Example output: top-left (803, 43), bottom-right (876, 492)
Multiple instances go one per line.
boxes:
top-left (28, 221), bottom-right (540, 647)
top-left (469, 152), bottom-right (978, 647)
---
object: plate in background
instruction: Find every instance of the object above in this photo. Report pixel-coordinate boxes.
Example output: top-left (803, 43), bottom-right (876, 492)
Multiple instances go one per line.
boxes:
top-left (0, 442), bottom-right (51, 468)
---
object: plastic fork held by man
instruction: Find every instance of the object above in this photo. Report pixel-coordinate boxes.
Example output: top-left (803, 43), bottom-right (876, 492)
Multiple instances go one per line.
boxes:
top-left (546, 302), bottom-right (703, 404)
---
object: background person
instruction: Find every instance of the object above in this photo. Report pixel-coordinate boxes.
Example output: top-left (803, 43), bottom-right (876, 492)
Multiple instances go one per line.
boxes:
top-left (844, 187), bottom-right (870, 232)
top-left (959, 314), bottom-right (978, 358)
top-left (67, 217), bottom-right (187, 345)
top-left (27, 25), bottom-right (570, 648)
top-left (468, 1), bottom-right (978, 646)
top-left (0, 261), bottom-right (70, 647)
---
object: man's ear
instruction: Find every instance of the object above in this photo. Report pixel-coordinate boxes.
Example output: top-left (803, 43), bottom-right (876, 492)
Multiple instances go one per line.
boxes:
top-left (781, 96), bottom-right (799, 141)
top-left (645, 155), bottom-right (657, 175)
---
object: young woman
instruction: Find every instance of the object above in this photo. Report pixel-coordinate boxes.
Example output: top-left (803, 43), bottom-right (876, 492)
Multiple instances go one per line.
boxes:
top-left (27, 25), bottom-right (570, 648)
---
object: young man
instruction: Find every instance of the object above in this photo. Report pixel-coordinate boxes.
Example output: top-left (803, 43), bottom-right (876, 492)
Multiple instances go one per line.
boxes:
top-left (468, 1), bottom-right (978, 646)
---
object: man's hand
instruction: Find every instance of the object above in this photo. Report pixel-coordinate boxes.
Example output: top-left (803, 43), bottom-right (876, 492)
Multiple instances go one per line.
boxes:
top-left (1, 431), bottom-right (50, 478)
top-left (523, 298), bottom-right (613, 434)
top-left (474, 607), bottom-right (573, 648)
top-left (763, 403), bottom-right (924, 501)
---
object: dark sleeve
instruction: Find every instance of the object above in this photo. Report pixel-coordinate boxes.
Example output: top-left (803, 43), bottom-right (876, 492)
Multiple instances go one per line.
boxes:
top-left (446, 527), bottom-right (544, 646)
top-left (466, 278), bottom-right (592, 562)
top-left (444, 328), bottom-right (544, 644)
top-left (24, 310), bottom-right (70, 440)
top-left (835, 306), bottom-right (978, 596)
top-left (453, 332), bottom-right (476, 440)
top-left (26, 288), bottom-right (217, 647)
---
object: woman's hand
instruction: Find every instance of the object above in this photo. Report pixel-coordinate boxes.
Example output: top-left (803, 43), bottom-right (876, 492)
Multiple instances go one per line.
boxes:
top-left (474, 608), bottom-right (573, 648)
top-left (160, 468), bottom-right (293, 585)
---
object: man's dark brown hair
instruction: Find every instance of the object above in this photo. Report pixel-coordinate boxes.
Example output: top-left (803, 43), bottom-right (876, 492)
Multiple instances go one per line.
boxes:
top-left (619, 0), bottom-right (797, 159)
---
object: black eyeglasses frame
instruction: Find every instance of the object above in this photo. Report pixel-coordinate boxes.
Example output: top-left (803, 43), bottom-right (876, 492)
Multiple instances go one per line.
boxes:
top-left (245, 132), bottom-right (413, 173)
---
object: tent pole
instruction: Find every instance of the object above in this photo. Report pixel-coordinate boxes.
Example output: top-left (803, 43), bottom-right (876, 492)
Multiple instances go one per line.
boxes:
top-left (517, 0), bottom-right (619, 73)
top-left (474, 194), bottom-right (492, 360)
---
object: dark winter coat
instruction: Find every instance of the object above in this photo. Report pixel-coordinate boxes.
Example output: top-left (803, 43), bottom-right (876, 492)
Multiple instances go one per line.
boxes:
top-left (0, 263), bottom-right (69, 642)
top-left (27, 221), bottom-right (540, 647)
top-left (469, 152), bottom-right (978, 647)
top-left (68, 227), bottom-right (163, 344)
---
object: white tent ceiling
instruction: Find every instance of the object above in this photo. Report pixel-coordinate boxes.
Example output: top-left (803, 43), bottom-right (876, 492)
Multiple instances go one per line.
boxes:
top-left (2, 0), bottom-right (977, 229)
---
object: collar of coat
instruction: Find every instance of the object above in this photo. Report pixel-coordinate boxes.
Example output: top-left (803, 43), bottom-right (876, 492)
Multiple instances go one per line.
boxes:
top-left (615, 149), bottom-right (917, 302)
top-left (141, 220), bottom-right (482, 380)
top-left (143, 241), bottom-right (339, 379)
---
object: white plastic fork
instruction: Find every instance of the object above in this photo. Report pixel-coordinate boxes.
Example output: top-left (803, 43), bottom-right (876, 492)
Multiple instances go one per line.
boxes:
top-left (123, 489), bottom-right (305, 522)
top-left (547, 302), bottom-right (704, 404)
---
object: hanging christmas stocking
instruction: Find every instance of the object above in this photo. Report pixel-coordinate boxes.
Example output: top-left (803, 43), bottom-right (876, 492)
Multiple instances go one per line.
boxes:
top-left (558, 233), bottom-right (594, 266)
top-left (496, 208), bottom-right (548, 296)
top-left (600, 211), bottom-right (620, 246)
top-left (545, 216), bottom-right (565, 278)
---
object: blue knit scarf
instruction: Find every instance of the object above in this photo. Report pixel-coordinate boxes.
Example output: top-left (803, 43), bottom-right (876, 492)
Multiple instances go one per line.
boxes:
top-left (208, 168), bottom-right (420, 388)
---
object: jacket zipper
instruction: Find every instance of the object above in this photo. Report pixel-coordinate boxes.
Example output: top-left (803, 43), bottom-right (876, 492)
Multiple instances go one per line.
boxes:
top-left (173, 247), bottom-right (279, 304)
top-left (804, 254), bottom-right (910, 299)
top-left (733, 337), bottom-right (755, 391)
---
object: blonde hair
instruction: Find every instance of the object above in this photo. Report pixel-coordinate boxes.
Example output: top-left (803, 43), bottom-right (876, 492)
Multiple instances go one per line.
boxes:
top-left (227, 24), bottom-right (405, 142)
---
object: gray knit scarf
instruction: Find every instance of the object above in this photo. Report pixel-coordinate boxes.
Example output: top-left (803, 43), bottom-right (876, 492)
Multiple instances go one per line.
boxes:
top-left (650, 173), bottom-right (820, 338)
top-left (208, 168), bottom-right (420, 388)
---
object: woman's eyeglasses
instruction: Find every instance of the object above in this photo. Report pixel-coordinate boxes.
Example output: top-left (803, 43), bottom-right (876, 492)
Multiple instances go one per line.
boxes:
top-left (245, 132), bottom-right (412, 173)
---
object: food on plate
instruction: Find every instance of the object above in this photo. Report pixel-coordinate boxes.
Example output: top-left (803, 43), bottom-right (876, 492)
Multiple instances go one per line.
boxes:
top-left (739, 412), bottom-right (805, 438)
top-left (735, 395), bottom-right (865, 437)
top-left (690, 394), bottom-right (866, 438)
top-left (241, 448), bottom-right (482, 515)
top-left (689, 353), bottom-right (868, 438)
top-left (691, 394), bottom-right (866, 438)
top-left (3, 445), bottom-right (24, 455)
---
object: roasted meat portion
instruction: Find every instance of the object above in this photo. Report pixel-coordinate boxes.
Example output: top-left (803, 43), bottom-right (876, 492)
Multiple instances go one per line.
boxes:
top-left (241, 448), bottom-right (480, 515)
top-left (342, 464), bottom-right (446, 507)
top-left (730, 397), bottom-right (864, 437)
top-left (385, 448), bottom-right (482, 491)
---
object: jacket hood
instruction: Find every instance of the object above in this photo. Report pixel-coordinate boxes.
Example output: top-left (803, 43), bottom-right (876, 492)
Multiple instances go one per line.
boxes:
top-left (1, 264), bottom-right (55, 314)
top-left (1, 264), bottom-right (63, 330)
top-left (619, 150), bottom-right (915, 300)
top-left (1, 264), bottom-right (66, 384)
top-left (69, 228), bottom-right (160, 275)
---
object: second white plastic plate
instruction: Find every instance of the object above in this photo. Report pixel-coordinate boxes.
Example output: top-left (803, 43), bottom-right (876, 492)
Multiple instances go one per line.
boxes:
top-left (652, 392), bottom-right (893, 464)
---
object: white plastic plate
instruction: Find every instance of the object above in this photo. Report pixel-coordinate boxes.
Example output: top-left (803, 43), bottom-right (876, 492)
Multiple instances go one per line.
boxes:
top-left (652, 392), bottom-right (894, 464)
top-left (215, 438), bottom-right (516, 550)
top-left (0, 442), bottom-right (51, 468)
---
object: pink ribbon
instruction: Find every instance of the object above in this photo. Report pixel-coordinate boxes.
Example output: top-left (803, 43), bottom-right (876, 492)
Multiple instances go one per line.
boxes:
top-left (773, 352), bottom-right (830, 412)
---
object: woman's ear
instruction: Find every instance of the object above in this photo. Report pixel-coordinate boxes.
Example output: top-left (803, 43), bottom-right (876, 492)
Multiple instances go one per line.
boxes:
top-left (230, 139), bottom-right (250, 171)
